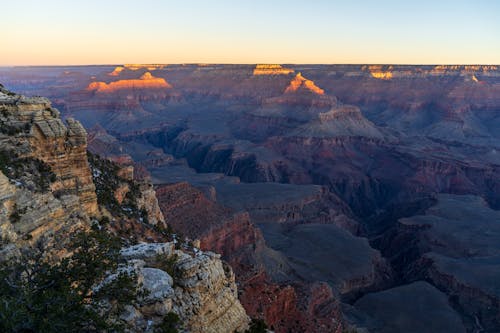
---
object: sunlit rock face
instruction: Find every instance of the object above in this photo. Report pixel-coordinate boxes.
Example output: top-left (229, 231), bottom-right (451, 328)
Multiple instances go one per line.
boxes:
top-left (124, 64), bottom-right (167, 71)
top-left (365, 65), bottom-right (394, 80)
top-left (87, 72), bottom-right (172, 93)
top-left (252, 72), bottom-right (335, 112)
top-left (284, 72), bottom-right (325, 95)
top-left (253, 64), bottom-right (295, 75)
top-left (108, 66), bottom-right (125, 76)
top-left (431, 65), bottom-right (498, 74)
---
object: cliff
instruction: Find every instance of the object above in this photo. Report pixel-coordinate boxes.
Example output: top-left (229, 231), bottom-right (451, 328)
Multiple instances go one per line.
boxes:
top-left (0, 85), bottom-right (250, 333)
top-left (117, 243), bottom-right (249, 333)
top-left (0, 85), bottom-right (98, 215)
top-left (87, 72), bottom-right (172, 93)
top-left (293, 105), bottom-right (384, 139)
top-left (253, 64), bottom-right (295, 75)
top-left (285, 72), bottom-right (325, 95)
top-left (259, 72), bottom-right (336, 111)
top-left (154, 181), bottom-right (352, 333)
top-left (0, 166), bottom-right (86, 254)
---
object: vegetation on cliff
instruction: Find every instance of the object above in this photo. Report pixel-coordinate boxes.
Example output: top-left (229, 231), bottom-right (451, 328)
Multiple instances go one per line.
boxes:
top-left (0, 228), bottom-right (138, 333)
top-left (0, 86), bottom-right (248, 333)
top-left (87, 152), bottom-right (144, 220)
top-left (0, 149), bottom-right (56, 192)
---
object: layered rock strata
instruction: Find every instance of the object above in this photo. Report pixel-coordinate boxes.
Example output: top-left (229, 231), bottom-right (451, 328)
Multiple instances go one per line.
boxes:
top-left (0, 85), bottom-right (98, 215)
top-left (117, 242), bottom-right (249, 333)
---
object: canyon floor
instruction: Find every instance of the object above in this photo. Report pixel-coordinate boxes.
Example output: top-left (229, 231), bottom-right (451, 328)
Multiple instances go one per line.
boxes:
top-left (2, 63), bottom-right (500, 332)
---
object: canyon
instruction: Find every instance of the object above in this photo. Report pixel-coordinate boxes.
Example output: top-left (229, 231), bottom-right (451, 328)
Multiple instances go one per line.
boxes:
top-left (0, 85), bottom-right (249, 332)
top-left (1, 63), bottom-right (500, 332)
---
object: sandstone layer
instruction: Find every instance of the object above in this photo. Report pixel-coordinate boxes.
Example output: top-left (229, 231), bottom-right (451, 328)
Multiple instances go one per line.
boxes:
top-left (87, 72), bottom-right (172, 93)
top-left (0, 85), bottom-right (97, 215)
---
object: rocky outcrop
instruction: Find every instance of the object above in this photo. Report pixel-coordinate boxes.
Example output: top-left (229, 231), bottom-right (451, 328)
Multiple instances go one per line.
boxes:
top-left (155, 182), bottom-right (262, 266)
top-left (108, 156), bottom-right (165, 226)
top-left (285, 72), bottom-right (325, 95)
top-left (264, 73), bottom-right (336, 109)
top-left (0, 158), bottom-right (88, 256)
top-left (154, 181), bottom-right (355, 333)
top-left (108, 66), bottom-right (125, 76)
top-left (0, 86), bottom-right (251, 333)
top-left (87, 72), bottom-right (172, 93)
top-left (240, 273), bottom-right (344, 333)
top-left (293, 105), bottom-right (385, 139)
top-left (365, 65), bottom-right (394, 80)
top-left (253, 64), bottom-right (295, 76)
top-left (349, 281), bottom-right (466, 333)
top-left (124, 64), bottom-right (167, 71)
top-left (136, 182), bottom-right (165, 226)
top-left (375, 194), bottom-right (500, 332)
top-left (116, 242), bottom-right (249, 333)
top-left (0, 85), bottom-right (97, 215)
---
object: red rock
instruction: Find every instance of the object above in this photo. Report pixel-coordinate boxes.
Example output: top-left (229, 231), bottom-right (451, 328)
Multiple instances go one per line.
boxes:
top-left (86, 72), bottom-right (172, 93)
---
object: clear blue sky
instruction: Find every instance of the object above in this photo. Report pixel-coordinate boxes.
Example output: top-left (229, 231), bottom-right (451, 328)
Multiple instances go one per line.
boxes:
top-left (1, 0), bottom-right (499, 65)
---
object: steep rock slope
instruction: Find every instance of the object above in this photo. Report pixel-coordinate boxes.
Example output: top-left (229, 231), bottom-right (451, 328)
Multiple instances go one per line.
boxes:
top-left (87, 72), bottom-right (172, 93)
top-left (376, 194), bottom-right (500, 331)
top-left (348, 282), bottom-right (466, 333)
top-left (155, 181), bottom-right (346, 333)
top-left (0, 85), bottom-right (98, 214)
top-left (292, 105), bottom-right (384, 139)
top-left (0, 85), bottom-right (250, 333)
top-left (118, 243), bottom-right (249, 333)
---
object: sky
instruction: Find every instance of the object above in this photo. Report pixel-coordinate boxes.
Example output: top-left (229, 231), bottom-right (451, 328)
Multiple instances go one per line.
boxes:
top-left (1, 0), bottom-right (499, 65)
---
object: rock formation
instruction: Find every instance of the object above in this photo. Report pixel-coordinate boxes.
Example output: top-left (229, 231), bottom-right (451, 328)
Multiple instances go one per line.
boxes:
top-left (87, 72), bottom-right (172, 93)
top-left (108, 66), bottom-right (125, 76)
top-left (154, 181), bottom-right (355, 333)
top-left (293, 105), bottom-right (385, 138)
top-left (349, 281), bottom-right (466, 333)
top-left (3, 63), bottom-right (500, 332)
top-left (0, 86), bottom-right (251, 333)
top-left (0, 166), bottom-right (86, 254)
top-left (0, 85), bottom-right (98, 215)
top-left (116, 243), bottom-right (249, 333)
top-left (376, 194), bottom-right (500, 331)
top-left (124, 64), bottom-right (167, 71)
top-left (365, 65), bottom-right (394, 80)
top-left (253, 64), bottom-right (295, 75)
top-left (284, 72), bottom-right (325, 95)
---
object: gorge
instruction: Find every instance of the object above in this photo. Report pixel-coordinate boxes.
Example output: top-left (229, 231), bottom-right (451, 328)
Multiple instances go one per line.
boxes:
top-left (1, 63), bottom-right (500, 332)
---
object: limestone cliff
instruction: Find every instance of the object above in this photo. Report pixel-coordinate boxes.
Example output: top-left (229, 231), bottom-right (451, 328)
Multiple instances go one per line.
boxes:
top-left (0, 85), bottom-right (250, 333)
top-left (284, 72), bottom-right (325, 95)
top-left (0, 168), bottom-right (86, 252)
top-left (117, 243), bottom-right (249, 333)
top-left (0, 85), bottom-right (98, 215)
top-left (253, 64), bottom-right (295, 75)
top-left (87, 72), bottom-right (172, 93)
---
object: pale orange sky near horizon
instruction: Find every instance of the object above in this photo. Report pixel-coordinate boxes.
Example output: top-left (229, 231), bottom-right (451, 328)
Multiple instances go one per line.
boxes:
top-left (1, 0), bottom-right (499, 66)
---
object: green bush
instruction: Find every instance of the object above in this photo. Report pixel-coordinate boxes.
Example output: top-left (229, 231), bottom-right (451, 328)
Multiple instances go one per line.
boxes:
top-left (155, 312), bottom-right (181, 333)
top-left (0, 121), bottom-right (23, 135)
top-left (0, 229), bottom-right (137, 333)
top-left (154, 253), bottom-right (179, 278)
top-left (0, 149), bottom-right (56, 192)
top-left (245, 318), bottom-right (268, 333)
top-left (87, 151), bottom-right (143, 219)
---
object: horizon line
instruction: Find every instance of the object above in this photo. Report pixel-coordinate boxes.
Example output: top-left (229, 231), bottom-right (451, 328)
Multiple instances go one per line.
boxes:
top-left (1, 63), bottom-right (499, 67)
